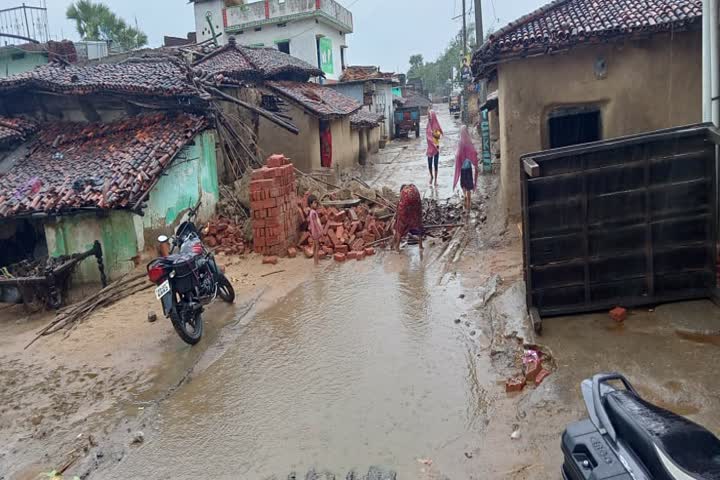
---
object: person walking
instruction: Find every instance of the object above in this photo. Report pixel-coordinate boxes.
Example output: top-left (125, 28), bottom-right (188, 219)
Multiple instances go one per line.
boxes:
top-left (453, 125), bottom-right (479, 217)
top-left (426, 110), bottom-right (443, 186)
top-left (307, 195), bottom-right (323, 265)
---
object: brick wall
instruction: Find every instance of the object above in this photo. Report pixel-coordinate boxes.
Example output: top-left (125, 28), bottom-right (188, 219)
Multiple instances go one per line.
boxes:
top-left (250, 155), bottom-right (298, 256)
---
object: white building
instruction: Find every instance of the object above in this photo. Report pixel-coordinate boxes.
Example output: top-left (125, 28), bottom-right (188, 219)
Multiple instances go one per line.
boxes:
top-left (192, 0), bottom-right (353, 82)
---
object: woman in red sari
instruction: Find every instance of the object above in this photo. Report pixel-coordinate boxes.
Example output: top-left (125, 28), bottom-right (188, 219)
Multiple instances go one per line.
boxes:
top-left (426, 110), bottom-right (443, 186)
top-left (393, 184), bottom-right (424, 257)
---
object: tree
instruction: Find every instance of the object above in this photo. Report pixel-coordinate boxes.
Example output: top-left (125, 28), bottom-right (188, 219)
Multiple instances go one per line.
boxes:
top-left (66, 0), bottom-right (148, 51)
top-left (407, 25), bottom-right (478, 97)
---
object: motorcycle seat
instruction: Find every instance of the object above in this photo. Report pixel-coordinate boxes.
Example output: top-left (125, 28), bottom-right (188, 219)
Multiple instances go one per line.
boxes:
top-left (153, 253), bottom-right (199, 268)
top-left (604, 390), bottom-right (720, 480)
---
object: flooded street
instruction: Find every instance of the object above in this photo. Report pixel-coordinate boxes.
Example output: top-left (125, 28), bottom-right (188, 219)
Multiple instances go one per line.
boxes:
top-left (101, 255), bottom-right (496, 479)
top-left (97, 107), bottom-right (502, 479)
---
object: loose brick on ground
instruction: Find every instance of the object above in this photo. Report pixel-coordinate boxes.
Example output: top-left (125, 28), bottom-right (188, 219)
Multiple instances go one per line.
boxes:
top-left (262, 256), bottom-right (279, 265)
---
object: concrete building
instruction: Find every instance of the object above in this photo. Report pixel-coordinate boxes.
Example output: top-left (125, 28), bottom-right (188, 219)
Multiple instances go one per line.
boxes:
top-left (472, 0), bottom-right (703, 220)
top-left (192, 0), bottom-right (353, 81)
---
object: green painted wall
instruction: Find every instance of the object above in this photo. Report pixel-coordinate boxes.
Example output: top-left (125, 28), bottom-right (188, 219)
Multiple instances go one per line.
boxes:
top-left (44, 210), bottom-right (139, 283)
top-left (40, 130), bottom-right (219, 284)
top-left (143, 130), bottom-right (219, 242)
top-left (0, 51), bottom-right (48, 78)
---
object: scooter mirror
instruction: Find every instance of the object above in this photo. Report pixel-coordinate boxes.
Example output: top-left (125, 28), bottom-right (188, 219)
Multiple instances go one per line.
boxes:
top-left (157, 235), bottom-right (169, 243)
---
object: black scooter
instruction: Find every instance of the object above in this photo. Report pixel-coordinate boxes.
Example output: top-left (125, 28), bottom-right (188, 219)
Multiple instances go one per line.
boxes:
top-left (146, 201), bottom-right (234, 345)
top-left (562, 373), bottom-right (720, 480)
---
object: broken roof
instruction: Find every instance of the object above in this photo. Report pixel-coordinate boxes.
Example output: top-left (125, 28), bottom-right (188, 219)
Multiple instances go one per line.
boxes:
top-left (0, 117), bottom-right (38, 150)
top-left (0, 58), bottom-right (196, 98)
top-left (193, 41), bottom-right (323, 83)
top-left (266, 81), bottom-right (361, 119)
top-left (0, 112), bottom-right (208, 218)
top-left (339, 65), bottom-right (397, 83)
top-left (350, 109), bottom-right (384, 129)
top-left (472, 0), bottom-right (703, 76)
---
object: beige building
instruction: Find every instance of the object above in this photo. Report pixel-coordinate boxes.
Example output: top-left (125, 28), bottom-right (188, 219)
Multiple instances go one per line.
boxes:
top-left (472, 0), bottom-right (703, 220)
top-left (261, 80), bottom-right (361, 172)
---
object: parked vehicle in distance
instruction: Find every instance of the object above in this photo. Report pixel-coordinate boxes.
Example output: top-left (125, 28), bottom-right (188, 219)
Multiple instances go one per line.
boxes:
top-left (146, 200), bottom-right (235, 345)
top-left (562, 373), bottom-right (720, 480)
top-left (394, 106), bottom-right (421, 138)
top-left (449, 95), bottom-right (461, 115)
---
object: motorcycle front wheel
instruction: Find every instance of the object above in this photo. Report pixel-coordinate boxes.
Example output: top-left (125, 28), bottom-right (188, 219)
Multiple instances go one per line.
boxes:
top-left (170, 303), bottom-right (203, 345)
top-left (217, 274), bottom-right (235, 303)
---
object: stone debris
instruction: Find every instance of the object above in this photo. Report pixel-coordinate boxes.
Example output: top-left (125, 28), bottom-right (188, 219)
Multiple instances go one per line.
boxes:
top-left (202, 217), bottom-right (248, 255)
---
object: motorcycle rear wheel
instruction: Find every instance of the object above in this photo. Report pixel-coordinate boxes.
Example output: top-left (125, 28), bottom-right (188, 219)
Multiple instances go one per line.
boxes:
top-left (171, 304), bottom-right (203, 345)
top-left (217, 274), bottom-right (235, 303)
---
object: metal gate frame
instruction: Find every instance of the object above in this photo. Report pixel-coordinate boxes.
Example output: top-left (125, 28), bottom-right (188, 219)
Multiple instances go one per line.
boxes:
top-left (521, 123), bottom-right (720, 330)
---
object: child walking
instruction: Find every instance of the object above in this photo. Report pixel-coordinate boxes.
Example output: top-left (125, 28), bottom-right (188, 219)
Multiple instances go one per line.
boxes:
top-left (307, 195), bottom-right (323, 265)
top-left (453, 125), bottom-right (479, 217)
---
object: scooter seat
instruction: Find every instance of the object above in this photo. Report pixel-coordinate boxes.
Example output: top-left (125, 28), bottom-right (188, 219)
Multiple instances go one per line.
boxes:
top-left (604, 390), bottom-right (720, 480)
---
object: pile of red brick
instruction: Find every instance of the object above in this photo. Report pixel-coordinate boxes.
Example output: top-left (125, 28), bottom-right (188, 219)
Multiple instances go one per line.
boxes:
top-left (505, 349), bottom-right (551, 393)
top-left (297, 199), bottom-right (389, 262)
top-left (251, 155), bottom-right (298, 256)
top-left (202, 218), bottom-right (247, 255)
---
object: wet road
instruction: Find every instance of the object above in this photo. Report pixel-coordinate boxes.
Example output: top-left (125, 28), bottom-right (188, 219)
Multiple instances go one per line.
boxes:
top-left (98, 107), bottom-right (496, 479)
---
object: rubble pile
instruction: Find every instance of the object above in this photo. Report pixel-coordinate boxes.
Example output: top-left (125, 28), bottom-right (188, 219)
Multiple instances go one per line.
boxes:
top-left (1, 256), bottom-right (72, 278)
top-left (297, 198), bottom-right (391, 261)
top-left (423, 197), bottom-right (464, 226)
top-left (202, 218), bottom-right (247, 255)
top-left (505, 348), bottom-right (552, 393)
top-left (250, 154), bottom-right (299, 256)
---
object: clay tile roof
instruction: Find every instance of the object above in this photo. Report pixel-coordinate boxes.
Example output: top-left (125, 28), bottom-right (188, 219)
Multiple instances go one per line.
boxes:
top-left (193, 43), bottom-right (322, 82)
top-left (340, 65), bottom-right (397, 83)
top-left (350, 109), bottom-right (384, 129)
top-left (0, 58), bottom-right (195, 97)
top-left (266, 80), bottom-right (362, 118)
top-left (0, 112), bottom-right (208, 217)
top-left (472, 0), bottom-right (703, 75)
top-left (240, 46), bottom-right (323, 80)
top-left (0, 117), bottom-right (38, 149)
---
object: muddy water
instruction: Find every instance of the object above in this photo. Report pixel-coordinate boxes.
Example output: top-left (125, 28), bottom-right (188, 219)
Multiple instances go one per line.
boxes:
top-left (100, 254), bottom-right (495, 479)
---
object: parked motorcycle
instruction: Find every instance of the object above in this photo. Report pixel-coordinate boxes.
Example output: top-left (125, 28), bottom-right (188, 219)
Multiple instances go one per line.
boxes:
top-left (146, 201), bottom-right (235, 345)
top-left (562, 373), bottom-right (720, 480)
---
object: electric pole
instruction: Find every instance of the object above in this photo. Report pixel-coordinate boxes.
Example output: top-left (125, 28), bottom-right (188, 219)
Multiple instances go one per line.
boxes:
top-left (462, 0), bottom-right (468, 57)
top-left (474, 0), bottom-right (484, 46)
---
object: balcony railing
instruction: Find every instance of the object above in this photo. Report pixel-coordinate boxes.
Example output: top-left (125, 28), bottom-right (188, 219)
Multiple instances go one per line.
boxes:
top-left (225, 0), bottom-right (353, 33)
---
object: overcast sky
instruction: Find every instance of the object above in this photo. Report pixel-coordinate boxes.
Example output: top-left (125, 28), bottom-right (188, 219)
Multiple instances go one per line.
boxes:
top-left (25, 0), bottom-right (548, 71)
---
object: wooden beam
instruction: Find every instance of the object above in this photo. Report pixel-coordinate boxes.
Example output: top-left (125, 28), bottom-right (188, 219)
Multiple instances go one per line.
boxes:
top-left (204, 85), bottom-right (300, 135)
top-left (523, 158), bottom-right (540, 177)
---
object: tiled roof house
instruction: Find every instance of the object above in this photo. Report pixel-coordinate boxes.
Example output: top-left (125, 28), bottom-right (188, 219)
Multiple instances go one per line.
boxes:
top-left (470, 0), bottom-right (704, 219)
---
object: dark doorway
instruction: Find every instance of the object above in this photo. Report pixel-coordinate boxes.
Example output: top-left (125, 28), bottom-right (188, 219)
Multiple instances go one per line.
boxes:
top-left (276, 40), bottom-right (290, 54)
top-left (548, 107), bottom-right (601, 149)
top-left (319, 120), bottom-right (332, 168)
top-left (0, 219), bottom-right (48, 267)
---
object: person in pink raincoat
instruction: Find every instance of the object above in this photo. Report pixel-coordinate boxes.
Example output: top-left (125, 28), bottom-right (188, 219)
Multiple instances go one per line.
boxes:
top-left (426, 110), bottom-right (443, 186)
top-left (453, 125), bottom-right (479, 216)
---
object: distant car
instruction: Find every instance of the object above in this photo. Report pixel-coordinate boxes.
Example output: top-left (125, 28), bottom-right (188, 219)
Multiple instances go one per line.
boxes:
top-left (394, 106), bottom-right (421, 138)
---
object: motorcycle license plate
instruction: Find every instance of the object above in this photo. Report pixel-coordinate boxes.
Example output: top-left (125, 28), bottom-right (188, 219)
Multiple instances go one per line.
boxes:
top-left (155, 280), bottom-right (171, 300)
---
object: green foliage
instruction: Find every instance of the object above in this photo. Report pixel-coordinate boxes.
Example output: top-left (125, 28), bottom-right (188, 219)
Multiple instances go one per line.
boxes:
top-left (407, 25), bottom-right (479, 96)
top-left (66, 0), bottom-right (148, 51)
